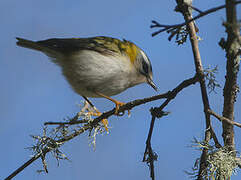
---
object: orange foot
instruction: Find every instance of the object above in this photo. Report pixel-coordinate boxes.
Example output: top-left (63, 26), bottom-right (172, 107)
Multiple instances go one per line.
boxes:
top-left (87, 110), bottom-right (109, 132)
top-left (95, 92), bottom-right (130, 115)
top-left (113, 101), bottom-right (125, 115)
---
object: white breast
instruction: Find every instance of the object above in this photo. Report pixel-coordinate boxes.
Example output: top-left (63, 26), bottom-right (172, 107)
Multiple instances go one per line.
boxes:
top-left (60, 50), bottom-right (142, 97)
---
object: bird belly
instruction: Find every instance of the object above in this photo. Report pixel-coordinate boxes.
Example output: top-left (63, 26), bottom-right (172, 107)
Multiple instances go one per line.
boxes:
top-left (61, 50), bottom-right (135, 97)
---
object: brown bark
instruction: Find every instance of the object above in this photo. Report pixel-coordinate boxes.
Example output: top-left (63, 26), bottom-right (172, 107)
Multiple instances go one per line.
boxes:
top-left (222, 0), bottom-right (240, 151)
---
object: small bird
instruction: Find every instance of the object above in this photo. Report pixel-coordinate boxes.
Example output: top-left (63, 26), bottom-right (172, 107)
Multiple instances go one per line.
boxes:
top-left (16, 36), bottom-right (157, 129)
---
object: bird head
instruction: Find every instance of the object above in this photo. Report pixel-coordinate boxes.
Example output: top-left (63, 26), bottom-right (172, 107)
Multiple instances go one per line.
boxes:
top-left (122, 40), bottom-right (157, 91)
top-left (135, 47), bottom-right (157, 91)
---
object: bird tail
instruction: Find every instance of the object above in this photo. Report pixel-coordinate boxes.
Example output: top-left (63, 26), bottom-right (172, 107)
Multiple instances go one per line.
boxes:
top-left (16, 37), bottom-right (59, 57)
top-left (16, 37), bottom-right (44, 51)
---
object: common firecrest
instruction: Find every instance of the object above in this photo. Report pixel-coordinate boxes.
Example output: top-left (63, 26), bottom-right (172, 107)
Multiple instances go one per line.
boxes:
top-left (16, 36), bottom-right (157, 115)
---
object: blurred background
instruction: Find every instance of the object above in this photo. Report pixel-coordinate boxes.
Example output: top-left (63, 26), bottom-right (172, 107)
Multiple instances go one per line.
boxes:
top-left (1, 0), bottom-right (240, 179)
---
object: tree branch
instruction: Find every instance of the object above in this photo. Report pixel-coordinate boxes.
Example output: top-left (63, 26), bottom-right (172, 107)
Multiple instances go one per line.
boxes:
top-left (207, 109), bottom-right (241, 128)
top-left (221, 0), bottom-right (240, 152)
top-left (151, 1), bottom-right (241, 36)
top-left (174, 1), bottom-right (218, 179)
top-left (5, 75), bottom-right (198, 180)
top-left (143, 114), bottom-right (157, 180)
top-left (142, 75), bottom-right (198, 180)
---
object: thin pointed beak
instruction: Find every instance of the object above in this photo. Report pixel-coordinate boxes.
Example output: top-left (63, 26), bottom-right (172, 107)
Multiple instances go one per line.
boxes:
top-left (147, 77), bottom-right (158, 91)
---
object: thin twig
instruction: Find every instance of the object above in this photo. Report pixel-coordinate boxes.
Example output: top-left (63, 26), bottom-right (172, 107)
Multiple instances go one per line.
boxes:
top-left (44, 120), bottom-right (89, 125)
top-left (151, 1), bottom-right (241, 36)
top-left (4, 152), bottom-right (43, 180)
top-left (189, 5), bottom-right (203, 14)
top-left (143, 114), bottom-right (157, 180)
top-left (207, 109), bottom-right (241, 128)
top-left (142, 75), bottom-right (198, 179)
top-left (210, 128), bottom-right (222, 148)
top-left (143, 109), bottom-right (170, 180)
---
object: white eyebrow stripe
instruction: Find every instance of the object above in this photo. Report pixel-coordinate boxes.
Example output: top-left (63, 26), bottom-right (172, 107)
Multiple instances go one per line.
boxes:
top-left (140, 50), bottom-right (152, 68)
top-left (140, 50), bottom-right (150, 64)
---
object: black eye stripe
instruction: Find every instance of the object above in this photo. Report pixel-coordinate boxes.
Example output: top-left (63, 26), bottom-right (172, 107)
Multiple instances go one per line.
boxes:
top-left (142, 60), bottom-right (149, 74)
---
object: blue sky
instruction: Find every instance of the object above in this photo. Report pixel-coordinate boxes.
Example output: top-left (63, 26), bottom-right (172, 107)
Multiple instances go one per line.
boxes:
top-left (1, 0), bottom-right (241, 179)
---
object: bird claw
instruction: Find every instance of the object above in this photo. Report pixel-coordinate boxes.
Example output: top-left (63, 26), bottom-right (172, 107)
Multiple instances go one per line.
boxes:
top-left (114, 102), bottom-right (125, 115)
top-left (114, 102), bottom-right (131, 117)
top-left (87, 111), bottom-right (109, 132)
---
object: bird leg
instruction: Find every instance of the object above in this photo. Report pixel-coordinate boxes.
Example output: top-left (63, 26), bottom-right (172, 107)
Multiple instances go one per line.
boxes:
top-left (95, 92), bottom-right (130, 115)
top-left (82, 96), bottom-right (109, 132)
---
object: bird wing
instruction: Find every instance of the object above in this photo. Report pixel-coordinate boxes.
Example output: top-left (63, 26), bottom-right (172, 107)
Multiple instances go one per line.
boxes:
top-left (35, 37), bottom-right (124, 56)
